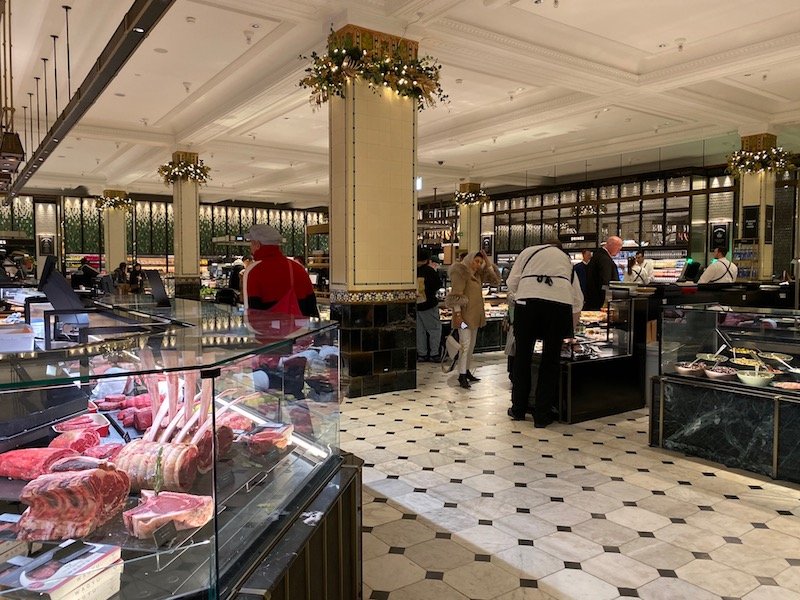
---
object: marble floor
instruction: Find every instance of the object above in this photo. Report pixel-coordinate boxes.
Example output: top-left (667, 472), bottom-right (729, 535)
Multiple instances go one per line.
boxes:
top-left (340, 353), bottom-right (800, 600)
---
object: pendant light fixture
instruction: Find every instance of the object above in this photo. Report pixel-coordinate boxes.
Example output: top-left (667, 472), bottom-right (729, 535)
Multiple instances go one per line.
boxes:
top-left (0, 0), bottom-right (25, 190)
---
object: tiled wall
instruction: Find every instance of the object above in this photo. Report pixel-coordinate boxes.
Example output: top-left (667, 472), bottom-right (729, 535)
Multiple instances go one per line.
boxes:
top-left (332, 301), bottom-right (417, 397)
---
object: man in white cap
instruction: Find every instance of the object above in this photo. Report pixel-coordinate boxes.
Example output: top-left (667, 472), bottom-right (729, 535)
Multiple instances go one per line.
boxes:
top-left (244, 224), bottom-right (319, 317)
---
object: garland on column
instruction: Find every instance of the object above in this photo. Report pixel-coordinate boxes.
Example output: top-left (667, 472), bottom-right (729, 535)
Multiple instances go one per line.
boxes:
top-left (726, 147), bottom-right (795, 178)
top-left (454, 189), bottom-right (489, 205)
top-left (157, 159), bottom-right (211, 186)
top-left (95, 194), bottom-right (134, 211)
top-left (299, 30), bottom-right (447, 111)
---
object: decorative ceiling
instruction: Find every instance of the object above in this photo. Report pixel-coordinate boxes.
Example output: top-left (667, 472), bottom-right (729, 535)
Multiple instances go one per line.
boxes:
top-left (11, 0), bottom-right (800, 207)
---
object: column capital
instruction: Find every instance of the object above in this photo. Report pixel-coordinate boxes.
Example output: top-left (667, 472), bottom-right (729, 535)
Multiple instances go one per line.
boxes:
top-left (331, 24), bottom-right (418, 60)
top-left (458, 182), bottom-right (482, 194)
top-left (171, 150), bottom-right (199, 164)
top-left (740, 133), bottom-right (777, 152)
top-left (102, 189), bottom-right (128, 199)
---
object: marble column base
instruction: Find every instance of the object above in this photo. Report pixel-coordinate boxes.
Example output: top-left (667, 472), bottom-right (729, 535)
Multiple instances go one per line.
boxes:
top-left (331, 299), bottom-right (417, 398)
top-left (174, 276), bottom-right (201, 299)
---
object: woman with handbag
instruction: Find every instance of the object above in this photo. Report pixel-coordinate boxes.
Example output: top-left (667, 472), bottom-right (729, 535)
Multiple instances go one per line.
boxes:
top-left (445, 250), bottom-right (501, 389)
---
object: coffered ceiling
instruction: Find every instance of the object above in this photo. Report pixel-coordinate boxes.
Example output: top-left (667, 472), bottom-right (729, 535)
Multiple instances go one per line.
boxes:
top-left (11, 0), bottom-right (800, 207)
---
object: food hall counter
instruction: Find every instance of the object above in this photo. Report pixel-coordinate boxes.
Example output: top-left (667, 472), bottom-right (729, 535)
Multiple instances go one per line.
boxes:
top-left (0, 299), bottom-right (359, 600)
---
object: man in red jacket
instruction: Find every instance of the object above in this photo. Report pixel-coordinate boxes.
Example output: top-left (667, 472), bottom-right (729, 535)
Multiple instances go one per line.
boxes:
top-left (244, 224), bottom-right (319, 317)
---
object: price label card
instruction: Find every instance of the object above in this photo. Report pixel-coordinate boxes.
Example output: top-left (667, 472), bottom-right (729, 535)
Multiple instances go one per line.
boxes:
top-left (152, 520), bottom-right (178, 548)
top-left (217, 470), bottom-right (235, 489)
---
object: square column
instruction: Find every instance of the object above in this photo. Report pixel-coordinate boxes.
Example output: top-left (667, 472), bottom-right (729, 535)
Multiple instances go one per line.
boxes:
top-left (736, 134), bottom-right (777, 279)
top-left (329, 72), bottom-right (418, 397)
top-left (102, 208), bottom-right (127, 274)
top-left (171, 151), bottom-right (201, 298)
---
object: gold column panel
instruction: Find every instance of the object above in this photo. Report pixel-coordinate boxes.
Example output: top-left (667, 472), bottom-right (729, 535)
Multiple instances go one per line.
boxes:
top-left (171, 151), bottom-right (201, 286)
top-left (328, 78), bottom-right (417, 302)
top-left (459, 201), bottom-right (481, 256)
top-left (741, 133), bottom-right (777, 152)
top-left (103, 208), bottom-right (127, 274)
top-left (331, 25), bottom-right (418, 61)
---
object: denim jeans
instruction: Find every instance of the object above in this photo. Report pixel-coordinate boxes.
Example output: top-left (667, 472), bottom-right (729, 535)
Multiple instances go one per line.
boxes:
top-left (416, 306), bottom-right (442, 357)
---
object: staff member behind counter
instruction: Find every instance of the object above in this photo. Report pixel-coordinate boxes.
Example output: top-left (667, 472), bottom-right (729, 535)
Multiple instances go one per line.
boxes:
top-left (506, 239), bottom-right (583, 428)
top-left (697, 246), bottom-right (738, 284)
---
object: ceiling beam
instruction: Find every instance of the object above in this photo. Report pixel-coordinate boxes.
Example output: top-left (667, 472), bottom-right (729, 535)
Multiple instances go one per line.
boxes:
top-left (9, 0), bottom-right (178, 200)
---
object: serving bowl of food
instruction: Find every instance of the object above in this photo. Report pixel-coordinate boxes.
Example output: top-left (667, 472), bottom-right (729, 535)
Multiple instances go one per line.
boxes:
top-left (696, 353), bottom-right (728, 363)
top-left (736, 371), bottom-right (774, 387)
top-left (759, 352), bottom-right (793, 362)
top-left (704, 365), bottom-right (737, 380)
top-left (674, 361), bottom-right (706, 376)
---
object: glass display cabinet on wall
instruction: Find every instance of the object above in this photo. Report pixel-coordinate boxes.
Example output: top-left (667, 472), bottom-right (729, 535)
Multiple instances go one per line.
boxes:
top-left (471, 168), bottom-right (733, 284)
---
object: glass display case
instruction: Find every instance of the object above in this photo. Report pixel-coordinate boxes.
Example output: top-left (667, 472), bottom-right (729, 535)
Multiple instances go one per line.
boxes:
top-left (653, 304), bottom-right (800, 483)
top-left (0, 298), bottom-right (347, 599)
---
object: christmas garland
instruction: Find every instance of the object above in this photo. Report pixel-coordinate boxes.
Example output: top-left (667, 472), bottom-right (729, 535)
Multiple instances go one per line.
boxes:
top-left (726, 147), bottom-right (795, 178)
top-left (96, 194), bottom-right (134, 211)
top-left (300, 33), bottom-right (447, 111)
top-left (157, 159), bottom-right (211, 186)
top-left (454, 189), bottom-right (489, 205)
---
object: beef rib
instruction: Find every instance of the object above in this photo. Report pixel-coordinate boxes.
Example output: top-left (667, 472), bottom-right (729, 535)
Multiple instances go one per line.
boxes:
top-left (123, 491), bottom-right (213, 539)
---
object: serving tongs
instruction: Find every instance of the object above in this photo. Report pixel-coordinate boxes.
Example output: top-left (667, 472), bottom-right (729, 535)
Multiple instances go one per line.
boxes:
top-left (773, 356), bottom-right (800, 375)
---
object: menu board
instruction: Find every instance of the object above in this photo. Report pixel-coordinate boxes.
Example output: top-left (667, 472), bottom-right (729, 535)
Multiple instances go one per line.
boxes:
top-left (742, 206), bottom-right (759, 240)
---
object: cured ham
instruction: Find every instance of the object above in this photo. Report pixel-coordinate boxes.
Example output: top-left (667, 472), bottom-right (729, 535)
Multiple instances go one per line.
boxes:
top-left (123, 491), bottom-right (213, 539)
top-left (0, 448), bottom-right (78, 480)
top-left (48, 429), bottom-right (101, 453)
top-left (17, 465), bottom-right (130, 540)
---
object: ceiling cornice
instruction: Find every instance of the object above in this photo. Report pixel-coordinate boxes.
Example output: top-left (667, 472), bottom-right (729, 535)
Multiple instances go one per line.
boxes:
top-left (432, 18), bottom-right (639, 86)
top-left (640, 30), bottom-right (800, 89)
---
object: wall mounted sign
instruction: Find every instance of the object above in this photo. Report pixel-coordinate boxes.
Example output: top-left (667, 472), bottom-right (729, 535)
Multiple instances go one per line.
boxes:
top-left (710, 223), bottom-right (729, 251)
top-left (742, 206), bottom-right (759, 240)
top-left (765, 205), bottom-right (774, 244)
top-left (558, 233), bottom-right (598, 245)
top-left (481, 234), bottom-right (494, 259)
top-left (38, 235), bottom-right (55, 256)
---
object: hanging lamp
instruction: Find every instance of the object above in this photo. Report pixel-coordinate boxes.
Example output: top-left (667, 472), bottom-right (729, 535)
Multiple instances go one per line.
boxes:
top-left (0, 0), bottom-right (25, 186)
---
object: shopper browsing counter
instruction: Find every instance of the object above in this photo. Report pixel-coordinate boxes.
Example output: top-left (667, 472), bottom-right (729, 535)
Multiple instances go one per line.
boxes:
top-left (585, 236), bottom-right (622, 310)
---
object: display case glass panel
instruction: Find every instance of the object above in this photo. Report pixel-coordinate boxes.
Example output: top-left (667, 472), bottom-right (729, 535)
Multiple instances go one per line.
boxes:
top-left (0, 300), bottom-right (340, 600)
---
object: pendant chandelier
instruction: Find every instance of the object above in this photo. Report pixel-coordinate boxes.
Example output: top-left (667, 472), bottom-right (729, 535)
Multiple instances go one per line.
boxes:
top-left (0, 0), bottom-right (24, 192)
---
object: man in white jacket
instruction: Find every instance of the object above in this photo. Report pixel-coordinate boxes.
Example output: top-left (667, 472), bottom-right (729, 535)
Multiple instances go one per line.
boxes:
top-left (698, 247), bottom-right (738, 284)
top-left (506, 240), bottom-right (584, 428)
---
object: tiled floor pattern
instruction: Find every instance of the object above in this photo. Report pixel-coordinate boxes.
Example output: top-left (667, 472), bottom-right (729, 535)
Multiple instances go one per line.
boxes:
top-left (341, 353), bottom-right (800, 600)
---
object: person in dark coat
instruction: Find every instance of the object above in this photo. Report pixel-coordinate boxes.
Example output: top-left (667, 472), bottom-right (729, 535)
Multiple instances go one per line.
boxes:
top-left (129, 262), bottom-right (145, 293)
top-left (584, 236), bottom-right (623, 310)
top-left (416, 248), bottom-right (443, 361)
top-left (572, 249), bottom-right (592, 299)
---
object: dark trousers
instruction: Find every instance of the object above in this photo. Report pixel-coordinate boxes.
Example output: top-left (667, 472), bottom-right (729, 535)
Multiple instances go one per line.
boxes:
top-left (511, 299), bottom-right (572, 422)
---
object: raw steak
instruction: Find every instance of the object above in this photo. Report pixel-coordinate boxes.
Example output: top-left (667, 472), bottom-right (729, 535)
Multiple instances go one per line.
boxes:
top-left (243, 424), bottom-right (293, 455)
top-left (114, 440), bottom-right (198, 492)
top-left (55, 415), bottom-right (98, 431)
top-left (195, 426), bottom-right (234, 474)
top-left (133, 408), bottom-right (153, 433)
top-left (97, 400), bottom-right (124, 411)
top-left (0, 448), bottom-right (79, 480)
top-left (123, 491), bottom-right (213, 539)
top-left (117, 407), bottom-right (136, 427)
top-left (17, 465), bottom-right (130, 540)
top-left (49, 429), bottom-right (101, 453)
top-left (84, 444), bottom-right (124, 461)
top-left (49, 456), bottom-right (110, 472)
top-left (218, 413), bottom-right (256, 432)
top-left (124, 393), bottom-right (158, 409)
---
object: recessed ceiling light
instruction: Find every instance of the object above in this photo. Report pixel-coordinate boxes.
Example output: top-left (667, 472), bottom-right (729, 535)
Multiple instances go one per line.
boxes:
top-left (658, 42), bottom-right (667, 48)
top-left (251, 23), bottom-right (260, 29)
top-left (133, 27), bottom-right (145, 33)
top-left (114, 92), bottom-right (126, 97)
top-left (455, 78), bottom-right (463, 84)
top-left (154, 48), bottom-right (168, 54)
top-left (744, 73), bottom-right (752, 77)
